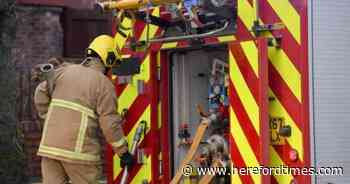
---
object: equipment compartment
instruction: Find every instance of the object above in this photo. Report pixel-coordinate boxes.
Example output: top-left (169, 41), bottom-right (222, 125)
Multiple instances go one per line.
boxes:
top-left (170, 45), bottom-right (231, 183)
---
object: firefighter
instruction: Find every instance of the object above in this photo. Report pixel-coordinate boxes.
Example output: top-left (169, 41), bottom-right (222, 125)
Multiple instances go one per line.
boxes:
top-left (34, 35), bottom-right (133, 184)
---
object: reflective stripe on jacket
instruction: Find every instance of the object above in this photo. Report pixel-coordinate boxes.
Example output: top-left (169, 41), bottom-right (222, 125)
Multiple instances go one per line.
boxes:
top-left (34, 63), bottom-right (128, 165)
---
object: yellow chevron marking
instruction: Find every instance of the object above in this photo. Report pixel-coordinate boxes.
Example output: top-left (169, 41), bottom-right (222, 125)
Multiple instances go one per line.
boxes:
top-left (230, 107), bottom-right (261, 184)
top-left (118, 55), bottom-right (150, 112)
top-left (113, 105), bottom-right (151, 180)
top-left (131, 155), bottom-right (152, 183)
top-left (161, 42), bottom-right (178, 49)
top-left (118, 83), bottom-right (137, 113)
top-left (134, 54), bottom-right (151, 81)
top-left (229, 51), bottom-right (259, 134)
top-left (269, 89), bottom-right (304, 161)
top-left (270, 146), bottom-right (294, 183)
top-left (237, 1), bottom-right (301, 101)
top-left (268, 47), bottom-right (301, 102)
top-left (158, 102), bottom-right (162, 129)
top-left (218, 35), bottom-right (236, 43)
top-left (240, 41), bottom-right (259, 76)
top-left (238, 0), bottom-right (256, 31)
top-left (231, 165), bottom-right (243, 184)
top-left (266, 0), bottom-right (301, 44)
top-left (113, 155), bottom-right (121, 180)
top-left (114, 17), bottom-right (133, 49)
top-left (157, 51), bottom-right (161, 67)
top-left (140, 7), bottom-right (160, 41)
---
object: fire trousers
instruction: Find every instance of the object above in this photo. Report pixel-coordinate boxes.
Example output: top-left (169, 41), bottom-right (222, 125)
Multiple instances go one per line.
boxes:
top-left (41, 157), bottom-right (101, 184)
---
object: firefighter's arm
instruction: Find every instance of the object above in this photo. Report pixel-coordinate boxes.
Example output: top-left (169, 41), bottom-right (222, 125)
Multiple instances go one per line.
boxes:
top-left (96, 79), bottom-right (129, 157)
top-left (34, 81), bottom-right (50, 120)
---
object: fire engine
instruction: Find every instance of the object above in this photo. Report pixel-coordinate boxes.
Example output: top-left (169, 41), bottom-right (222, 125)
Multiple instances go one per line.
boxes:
top-left (95, 0), bottom-right (310, 183)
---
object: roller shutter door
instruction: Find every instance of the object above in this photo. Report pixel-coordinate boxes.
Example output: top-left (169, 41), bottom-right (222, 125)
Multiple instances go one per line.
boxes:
top-left (312, 0), bottom-right (350, 183)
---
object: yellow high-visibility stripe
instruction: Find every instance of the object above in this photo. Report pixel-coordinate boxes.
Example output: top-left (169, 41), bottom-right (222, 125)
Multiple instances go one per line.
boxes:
top-left (39, 145), bottom-right (100, 161)
top-left (134, 54), bottom-right (151, 81)
top-left (75, 113), bottom-right (89, 153)
top-left (230, 107), bottom-right (261, 184)
top-left (237, 0), bottom-right (302, 101)
top-left (111, 137), bottom-right (127, 148)
top-left (231, 169), bottom-right (243, 184)
top-left (218, 35), bottom-right (236, 43)
top-left (240, 41), bottom-right (259, 76)
top-left (51, 99), bottom-right (96, 119)
top-left (114, 17), bottom-right (133, 49)
top-left (139, 8), bottom-right (160, 41)
top-left (158, 102), bottom-right (162, 129)
top-left (114, 105), bottom-right (151, 180)
top-left (269, 89), bottom-right (304, 161)
top-left (41, 99), bottom-right (100, 160)
top-left (118, 84), bottom-right (138, 113)
top-left (229, 51), bottom-right (260, 134)
top-left (131, 156), bottom-right (152, 183)
top-left (161, 42), bottom-right (178, 49)
top-left (238, 0), bottom-right (256, 31)
top-left (118, 55), bottom-right (150, 112)
top-left (266, 0), bottom-right (300, 44)
top-left (270, 146), bottom-right (294, 183)
top-left (268, 47), bottom-right (301, 102)
top-left (157, 51), bottom-right (161, 67)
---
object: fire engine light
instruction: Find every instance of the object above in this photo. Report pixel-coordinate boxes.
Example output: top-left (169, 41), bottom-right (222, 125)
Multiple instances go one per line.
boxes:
top-left (289, 149), bottom-right (298, 162)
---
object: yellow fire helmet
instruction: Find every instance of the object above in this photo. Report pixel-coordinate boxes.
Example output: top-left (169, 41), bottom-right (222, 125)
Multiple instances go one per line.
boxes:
top-left (87, 35), bottom-right (122, 67)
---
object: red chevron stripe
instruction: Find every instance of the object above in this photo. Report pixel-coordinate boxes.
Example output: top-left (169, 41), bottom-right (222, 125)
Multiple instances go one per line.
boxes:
top-left (230, 44), bottom-right (259, 102)
top-left (122, 92), bottom-right (151, 134)
top-left (115, 83), bottom-right (127, 98)
top-left (134, 20), bottom-right (146, 40)
top-left (259, 0), bottom-right (302, 71)
top-left (229, 82), bottom-right (260, 160)
top-left (236, 18), bottom-right (255, 40)
top-left (268, 63), bottom-right (302, 130)
top-left (229, 134), bottom-right (255, 184)
top-left (288, 0), bottom-right (304, 15)
top-left (115, 52), bottom-right (150, 97)
top-left (271, 175), bottom-right (279, 184)
top-left (113, 132), bottom-right (152, 184)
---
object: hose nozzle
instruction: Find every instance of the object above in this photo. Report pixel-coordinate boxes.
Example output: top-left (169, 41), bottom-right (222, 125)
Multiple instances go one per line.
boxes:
top-left (94, 1), bottom-right (119, 12)
top-left (40, 64), bottom-right (54, 73)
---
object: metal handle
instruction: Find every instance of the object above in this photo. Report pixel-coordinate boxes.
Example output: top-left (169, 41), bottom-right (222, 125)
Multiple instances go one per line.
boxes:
top-left (120, 121), bottom-right (147, 184)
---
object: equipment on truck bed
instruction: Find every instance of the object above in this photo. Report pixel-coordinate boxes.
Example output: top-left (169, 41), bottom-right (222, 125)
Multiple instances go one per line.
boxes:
top-left (95, 0), bottom-right (236, 47)
top-left (171, 118), bottom-right (211, 184)
top-left (178, 123), bottom-right (192, 146)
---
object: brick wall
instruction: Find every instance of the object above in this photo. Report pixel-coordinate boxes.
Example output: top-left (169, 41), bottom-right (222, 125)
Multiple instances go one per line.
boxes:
top-left (12, 5), bottom-right (64, 178)
top-left (12, 5), bottom-right (110, 179)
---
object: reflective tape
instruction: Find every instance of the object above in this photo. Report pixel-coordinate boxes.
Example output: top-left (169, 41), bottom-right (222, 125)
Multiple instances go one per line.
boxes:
top-left (75, 113), bottom-right (89, 153)
top-left (39, 145), bottom-right (100, 161)
top-left (39, 99), bottom-right (99, 162)
top-left (51, 99), bottom-right (97, 119)
top-left (111, 137), bottom-right (127, 148)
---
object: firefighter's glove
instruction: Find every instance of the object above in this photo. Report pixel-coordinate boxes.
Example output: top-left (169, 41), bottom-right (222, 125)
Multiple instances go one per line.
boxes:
top-left (120, 151), bottom-right (134, 169)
